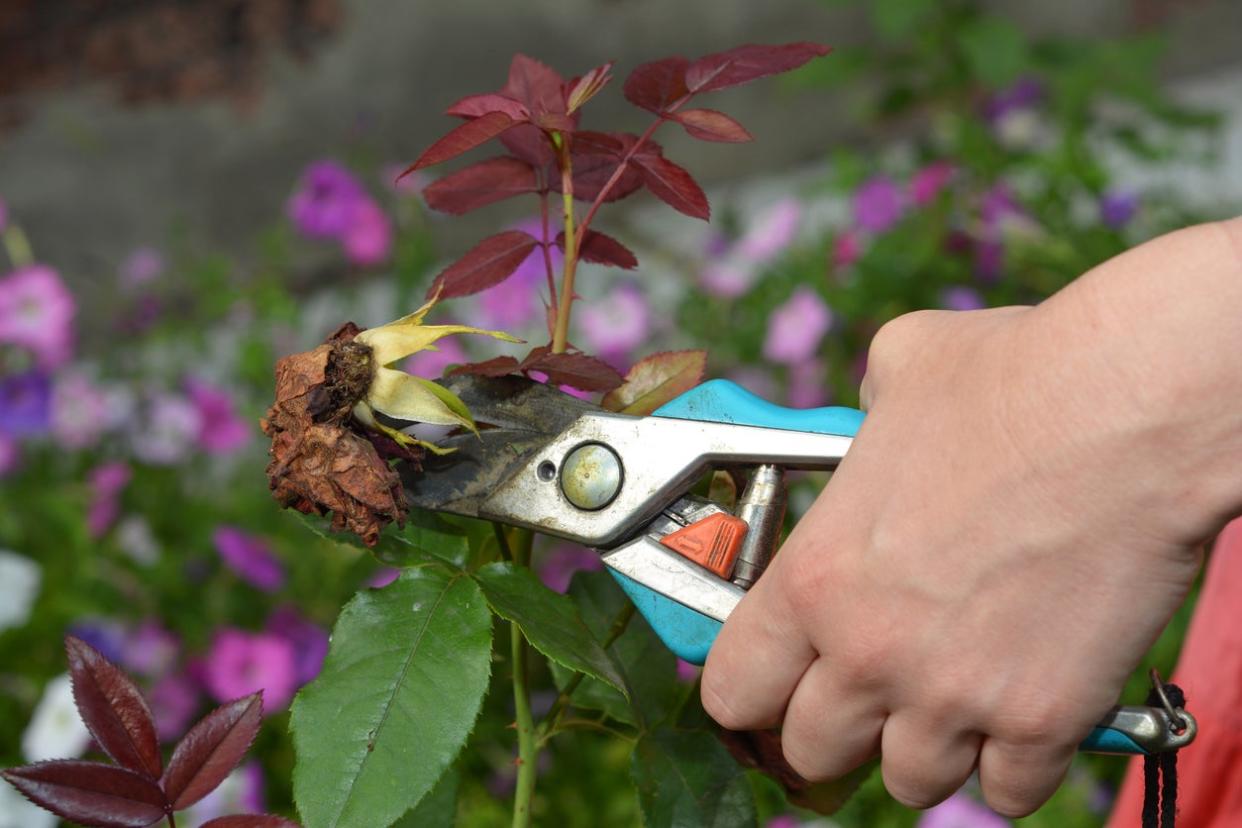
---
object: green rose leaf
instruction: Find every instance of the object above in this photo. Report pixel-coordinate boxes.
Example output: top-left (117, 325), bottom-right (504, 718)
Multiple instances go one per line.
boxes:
top-left (473, 561), bottom-right (628, 697)
top-left (294, 509), bottom-right (469, 569)
top-left (291, 566), bottom-right (491, 828)
top-left (391, 766), bottom-right (459, 827)
top-left (552, 570), bottom-right (682, 728)
top-left (631, 729), bottom-right (757, 828)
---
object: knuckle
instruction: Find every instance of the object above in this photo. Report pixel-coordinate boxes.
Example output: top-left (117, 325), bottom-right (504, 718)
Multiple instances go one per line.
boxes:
top-left (880, 764), bottom-right (946, 811)
top-left (699, 672), bottom-right (750, 732)
top-left (867, 311), bottom-right (938, 372)
top-left (983, 788), bottom-right (1042, 819)
top-left (780, 736), bottom-right (828, 782)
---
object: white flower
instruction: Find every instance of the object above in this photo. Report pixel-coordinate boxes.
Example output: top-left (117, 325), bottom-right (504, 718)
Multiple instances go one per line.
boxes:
top-left (0, 551), bottom-right (40, 633)
top-left (0, 778), bottom-right (57, 828)
top-left (22, 674), bottom-right (90, 762)
top-left (115, 515), bottom-right (161, 566)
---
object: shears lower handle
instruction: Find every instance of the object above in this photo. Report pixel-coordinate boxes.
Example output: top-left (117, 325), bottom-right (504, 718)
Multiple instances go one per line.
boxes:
top-left (609, 380), bottom-right (1191, 755)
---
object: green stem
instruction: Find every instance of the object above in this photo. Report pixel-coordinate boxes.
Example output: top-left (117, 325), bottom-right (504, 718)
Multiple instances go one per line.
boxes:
top-left (510, 530), bottom-right (537, 828)
top-left (2, 226), bottom-right (34, 269)
top-left (551, 137), bottom-right (578, 354)
top-left (538, 189), bottom-right (558, 314)
top-left (493, 522), bottom-right (514, 563)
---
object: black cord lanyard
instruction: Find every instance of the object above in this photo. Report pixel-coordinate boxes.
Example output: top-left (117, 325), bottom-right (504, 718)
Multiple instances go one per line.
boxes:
top-left (1142, 672), bottom-right (1188, 828)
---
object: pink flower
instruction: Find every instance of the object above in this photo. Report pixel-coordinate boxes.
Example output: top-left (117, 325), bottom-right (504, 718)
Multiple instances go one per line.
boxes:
top-left (212, 526), bottom-right (286, 592)
top-left (788, 360), bottom-right (829, 408)
top-left (699, 260), bottom-right (756, 298)
top-left (403, 336), bottom-right (467, 379)
top-left (131, 393), bottom-right (202, 465)
top-left (204, 629), bottom-right (298, 710)
top-left (121, 621), bottom-right (180, 679)
top-left (736, 199), bottom-right (802, 263)
top-left (910, 162), bottom-right (955, 206)
top-left (0, 435), bottom-right (18, 477)
top-left (941, 286), bottom-right (985, 311)
top-left (675, 660), bottom-right (700, 683)
top-left (51, 373), bottom-right (110, 449)
top-left (0, 265), bottom-right (75, 369)
top-left (383, 164), bottom-right (428, 197)
top-left (119, 247), bottom-right (164, 288)
top-left (87, 462), bottom-right (132, 539)
top-left (765, 817), bottom-right (800, 828)
top-left (186, 378), bottom-right (250, 455)
top-left (576, 283), bottom-right (650, 362)
top-left (342, 198), bottom-right (393, 267)
top-left (149, 672), bottom-right (201, 742)
top-left (832, 231), bottom-right (861, 269)
top-left (537, 544), bottom-right (602, 593)
top-left (916, 792), bottom-right (1009, 828)
top-left (727, 368), bottom-right (778, 400)
top-left (477, 218), bottom-right (557, 329)
top-left (287, 161), bottom-right (367, 239)
top-left (369, 567), bottom-right (400, 588)
top-left (853, 176), bottom-right (905, 233)
top-left (266, 606), bottom-right (329, 684)
top-left (762, 289), bottom-right (833, 365)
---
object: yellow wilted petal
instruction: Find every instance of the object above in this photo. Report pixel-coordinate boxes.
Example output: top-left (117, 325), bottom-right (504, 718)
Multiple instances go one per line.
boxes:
top-left (352, 400), bottom-right (459, 454)
top-left (356, 322), bottom-right (520, 368)
top-left (365, 368), bottom-right (476, 429)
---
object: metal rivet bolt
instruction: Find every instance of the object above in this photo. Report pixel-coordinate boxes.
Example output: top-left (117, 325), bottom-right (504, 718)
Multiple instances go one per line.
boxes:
top-left (559, 443), bottom-right (623, 511)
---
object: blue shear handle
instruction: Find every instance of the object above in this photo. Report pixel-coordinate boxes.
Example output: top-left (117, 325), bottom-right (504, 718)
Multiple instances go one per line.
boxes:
top-left (1080, 727), bottom-right (1148, 755)
top-left (608, 379), bottom-right (863, 665)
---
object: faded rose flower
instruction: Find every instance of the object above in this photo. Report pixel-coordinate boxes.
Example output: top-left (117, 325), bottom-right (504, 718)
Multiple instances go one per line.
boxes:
top-left (21, 674), bottom-right (90, 762)
top-left (917, 791), bottom-right (1009, 828)
top-left (266, 606), bottom-right (329, 683)
top-left (342, 198), bottom-right (393, 267)
top-left (119, 247), bottom-right (164, 288)
top-left (204, 628), bottom-right (298, 710)
top-left (132, 393), bottom-right (202, 465)
top-left (763, 289), bottom-right (833, 366)
top-left (186, 377), bottom-right (251, 455)
top-left (50, 372), bottom-right (110, 449)
top-left (853, 176), bottom-right (905, 234)
top-left (576, 283), bottom-right (650, 362)
top-left (1100, 191), bottom-right (1139, 229)
top-left (537, 544), bottom-right (603, 593)
top-left (911, 162), bottom-right (955, 206)
top-left (0, 265), bottom-right (75, 369)
top-left (213, 526), bottom-right (286, 592)
top-left (941, 286), bottom-right (986, 311)
top-left (0, 371), bottom-right (50, 438)
top-left (86, 461), bottom-right (132, 539)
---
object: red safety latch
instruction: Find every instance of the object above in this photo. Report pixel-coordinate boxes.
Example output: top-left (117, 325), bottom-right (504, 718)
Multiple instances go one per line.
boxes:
top-left (658, 512), bottom-right (748, 579)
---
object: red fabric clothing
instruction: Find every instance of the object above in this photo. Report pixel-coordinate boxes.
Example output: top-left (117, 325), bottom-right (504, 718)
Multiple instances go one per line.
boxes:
top-left (1107, 519), bottom-right (1242, 828)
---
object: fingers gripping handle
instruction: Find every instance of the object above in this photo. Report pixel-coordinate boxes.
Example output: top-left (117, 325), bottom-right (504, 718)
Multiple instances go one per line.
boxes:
top-left (611, 381), bottom-right (1184, 756)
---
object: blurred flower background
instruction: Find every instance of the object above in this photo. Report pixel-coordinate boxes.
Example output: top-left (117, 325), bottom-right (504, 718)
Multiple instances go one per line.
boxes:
top-left (1, 0), bottom-right (1240, 825)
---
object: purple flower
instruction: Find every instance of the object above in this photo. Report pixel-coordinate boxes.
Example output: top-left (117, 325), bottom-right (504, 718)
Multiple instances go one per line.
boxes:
top-left (204, 628), bottom-right (298, 710)
top-left (974, 238), bottom-right (1005, 283)
top-left (68, 620), bottom-right (127, 664)
top-left (917, 792), bottom-right (1009, 828)
top-left (131, 393), bottom-right (202, 465)
top-left (727, 367), bottom-right (778, 400)
top-left (149, 672), bottom-right (201, 742)
top-left (675, 659), bottom-right (701, 683)
top-left (0, 435), bottom-right (17, 476)
top-left (833, 231), bottom-right (862, 269)
top-left (765, 817), bottom-right (800, 828)
top-left (212, 526), bottom-right (286, 592)
top-left (288, 161), bottom-right (367, 239)
top-left (183, 763), bottom-right (265, 825)
top-left (266, 606), bottom-right (329, 684)
top-left (940, 286), bottom-right (986, 311)
top-left (403, 336), bottom-right (467, 379)
top-left (477, 218), bottom-right (557, 329)
top-left (119, 247), bottom-right (164, 288)
top-left (577, 283), bottom-right (651, 362)
top-left (51, 373), bottom-right (110, 449)
top-left (0, 371), bottom-right (51, 438)
top-left (87, 462), bottom-right (131, 539)
top-left (1100, 191), bottom-right (1139, 229)
top-left (910, 162), bottom-right (955, 206)
top-left (186, 378), bottom-right (251, 455)
top-left (121, 621), bottom-right (180, 679)
top-left (788, 360), bottom-right (829, 408)
top-left (736, 199), bottom-right (802, 263)
top-left (983, 77), bottom-right (1044, 123)
top-left (537, 544), bottom-right (603, 593)
top-left (763, 289), bottom-right (833, 365)
top-left (979, 184), bottom-right (1021, 229)
top-left (0, 265), bottom-right (75, 369)
top-left (342, 198), bottom-right (393, 267)
top-left (699, 260), bottom-right (756, 299)
top-left (853, 176), bottom-right (905, 234)
top-left (369, 567), bottom-right (400, 588)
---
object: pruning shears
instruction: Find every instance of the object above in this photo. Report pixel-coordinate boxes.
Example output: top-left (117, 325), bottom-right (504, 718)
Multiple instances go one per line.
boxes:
top-left (402, 373), bottom-right (1196, 757)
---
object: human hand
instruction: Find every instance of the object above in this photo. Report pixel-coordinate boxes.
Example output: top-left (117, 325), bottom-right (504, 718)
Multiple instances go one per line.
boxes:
top-left (702, 219), bottom-right (1242, 816)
